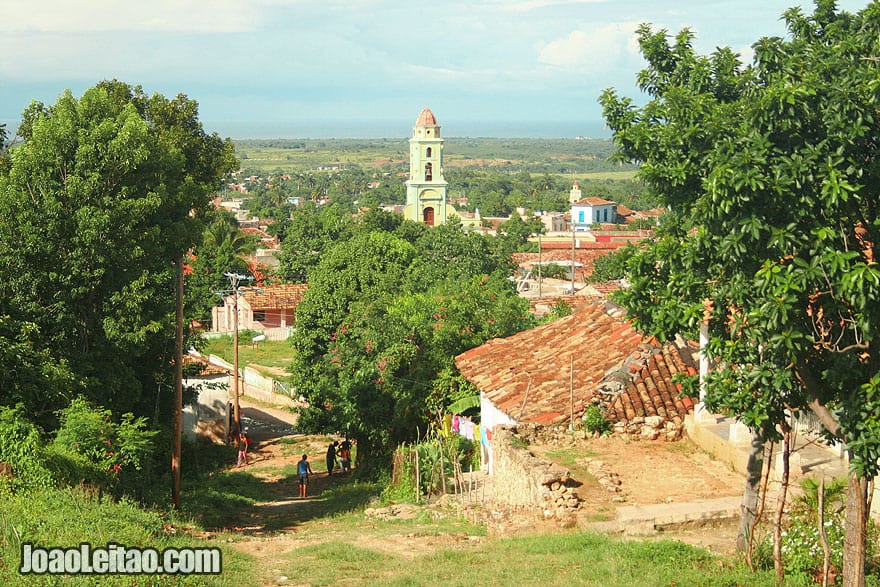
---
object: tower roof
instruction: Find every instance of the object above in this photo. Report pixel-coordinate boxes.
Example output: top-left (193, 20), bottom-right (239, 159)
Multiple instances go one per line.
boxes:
top-left (415, 108), bottom-right (438, 126)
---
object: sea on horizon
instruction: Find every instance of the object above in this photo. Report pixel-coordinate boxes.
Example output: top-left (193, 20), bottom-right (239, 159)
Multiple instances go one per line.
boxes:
top-left (1, 118), bottom-right (612, 141)
top-left (205, 119), bottom-right (612, 141)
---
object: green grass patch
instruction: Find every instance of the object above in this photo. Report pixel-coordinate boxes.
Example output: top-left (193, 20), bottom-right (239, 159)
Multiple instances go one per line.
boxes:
top-left (272, 527), bottom-right (776, 586)
top-left (570, 170), bottom-right (639, 182)
top-left (201, 335), bottom-right (294, 373)
top-left (0, 486), bottom-right (254, 585)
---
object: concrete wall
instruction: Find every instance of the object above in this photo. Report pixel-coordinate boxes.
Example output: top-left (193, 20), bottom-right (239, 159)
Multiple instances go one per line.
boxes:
top-left (208, 355), bottom-right (298, 408)
top-left (182, 376), bottom-right (230, 444)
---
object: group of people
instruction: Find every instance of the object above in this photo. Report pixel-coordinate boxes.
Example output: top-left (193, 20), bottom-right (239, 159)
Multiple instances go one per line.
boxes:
top-left (325, 438), bottom-right (352, 476)
top-left (296, 438), bottom-right (353, 498)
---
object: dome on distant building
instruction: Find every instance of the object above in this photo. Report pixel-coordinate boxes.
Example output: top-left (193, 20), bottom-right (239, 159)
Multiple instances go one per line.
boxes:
top-left (415, 108), bottom-right (438, 126)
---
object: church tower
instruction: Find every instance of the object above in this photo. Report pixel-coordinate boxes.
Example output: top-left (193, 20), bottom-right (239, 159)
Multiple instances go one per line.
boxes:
top-left (569, 181), bottom-right (583, 204)
top-left (405, 108), bottom-right (449, 225)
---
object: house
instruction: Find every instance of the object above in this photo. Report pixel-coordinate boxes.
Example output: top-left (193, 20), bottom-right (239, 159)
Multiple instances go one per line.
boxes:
top-left (182, 352), bottom-right (232, 443)
top-left (455, 300), bottom-right (697, 443)
top-left (571, 197), bottom-right (617, 229)
top-left (212, 283), bottom-right (307, 337)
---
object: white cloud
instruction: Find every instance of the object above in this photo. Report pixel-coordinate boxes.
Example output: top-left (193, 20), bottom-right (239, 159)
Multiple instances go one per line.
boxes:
top-left (539, 22), bottom-right (640, 71)
top-left (6, 0), bottom-right (262, 33)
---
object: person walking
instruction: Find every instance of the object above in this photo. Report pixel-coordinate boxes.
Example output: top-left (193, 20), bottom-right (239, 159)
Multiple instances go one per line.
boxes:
top-left (236, 431), bottom-right (249, 467)
top-left (297, 454), bottom-right (313, 498)
top-left (326, 441), bottom-right (338, 477)
top-left (339, 438), bottom-right (352, 473)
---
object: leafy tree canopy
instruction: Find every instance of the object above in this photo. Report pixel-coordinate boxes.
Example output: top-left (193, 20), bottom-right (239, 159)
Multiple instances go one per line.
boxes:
top-left (0, 81), bottom-right (236, 420)
top-left (601, 3), bottom-right (880, 580)
top-left (289, 213), bottom-right (533, 462)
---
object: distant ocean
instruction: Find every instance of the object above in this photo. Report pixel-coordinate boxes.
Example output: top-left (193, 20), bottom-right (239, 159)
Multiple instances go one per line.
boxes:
top-left (207, 120), bottom-right (612, 140)
top-left (2, 118), bottom-right (613, 141)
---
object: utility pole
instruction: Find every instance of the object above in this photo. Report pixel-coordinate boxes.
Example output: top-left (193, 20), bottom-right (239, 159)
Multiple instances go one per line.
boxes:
top-left (172, 255), bottom-right (184, 508)
top-left (224, 272), bottom-right (251, 434)
top-left (537, 234), bottom-right (542, 299)
top-left (570, 221), bottom-right (576, 295)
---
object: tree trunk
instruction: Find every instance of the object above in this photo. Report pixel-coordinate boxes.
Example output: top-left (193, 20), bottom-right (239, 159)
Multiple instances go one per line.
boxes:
top-left (774, 427), bottom-right (791, 583)
top-left (842, 470), bottom-right (869, 587)
top-left (818, 478), bottom-right (831, 587)
top-left (738, 425), bottom-right (768, 554)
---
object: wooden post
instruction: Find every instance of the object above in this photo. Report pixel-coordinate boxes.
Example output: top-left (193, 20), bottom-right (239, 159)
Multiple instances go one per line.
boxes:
top-left (172, 255), bottom-right (184, 508)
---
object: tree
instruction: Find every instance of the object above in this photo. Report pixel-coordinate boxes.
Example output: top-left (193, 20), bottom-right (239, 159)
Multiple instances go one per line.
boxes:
top-left (289, 219), bottom-right (531, 464)
top-left (0, 82), bottom-right (235, 421)
top-left (186, 209), bottom-right (257, 326)
top-left (276, 202), bottom-right (353, 283)
top-left (601, 3), bottom-right (880, 583)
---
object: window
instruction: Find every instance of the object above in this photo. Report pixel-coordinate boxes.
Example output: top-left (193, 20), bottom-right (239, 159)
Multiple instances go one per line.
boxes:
top-left (426, 147), bottom-right (432, 157)
top-left (603, 208), bottom-right (608, 222)
top-left (425, 162), bottom-right (433, 181)
top-left (252, 310), bottom-right (267, 322)
top-left (578, 210), bottom-right (585, 223)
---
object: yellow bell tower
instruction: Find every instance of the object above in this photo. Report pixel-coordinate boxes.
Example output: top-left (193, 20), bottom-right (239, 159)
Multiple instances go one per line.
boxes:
top-left (405, 108), bottom-right (449, 225)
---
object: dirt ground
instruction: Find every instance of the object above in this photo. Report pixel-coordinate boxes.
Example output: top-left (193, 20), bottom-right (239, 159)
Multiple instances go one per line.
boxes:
top-left (226, 399), bottom-right (748, 577)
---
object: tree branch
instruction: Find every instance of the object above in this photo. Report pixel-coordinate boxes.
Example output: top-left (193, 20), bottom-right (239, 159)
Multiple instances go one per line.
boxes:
top-left (796, 363), bottom-right (843, 439)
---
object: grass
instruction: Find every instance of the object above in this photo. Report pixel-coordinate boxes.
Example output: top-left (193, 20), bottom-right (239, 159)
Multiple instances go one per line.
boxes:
top-left (0, 485), bottom-right (254, 586)
top-left (273, 524), bottom-right (778, 586)
top-left (200, 335), bottom-right (293, 374)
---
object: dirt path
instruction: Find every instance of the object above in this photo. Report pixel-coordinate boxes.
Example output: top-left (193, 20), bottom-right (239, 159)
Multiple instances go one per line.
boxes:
top-left (225, 400), bottom-right (748, 581)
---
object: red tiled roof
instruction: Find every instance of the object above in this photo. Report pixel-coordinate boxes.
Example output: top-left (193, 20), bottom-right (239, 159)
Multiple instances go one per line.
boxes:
top-left (183, 353), bottom-right (230, 377)
top-left (574, 197), bottom-right (615, 206)
top-left (415, 108), bottom-right (438, 126)
top-left (241, 284), bottom-right (307, 310)
top-left (455, 300), bottom-right (696, 427)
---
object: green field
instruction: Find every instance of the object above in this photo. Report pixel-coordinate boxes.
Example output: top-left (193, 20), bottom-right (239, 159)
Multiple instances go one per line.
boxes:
top-left (233, 137), bottom-right (635, 176)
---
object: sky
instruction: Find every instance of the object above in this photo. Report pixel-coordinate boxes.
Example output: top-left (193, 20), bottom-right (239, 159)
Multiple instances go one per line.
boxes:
top-left (1, 0), bottom-right (871, 138)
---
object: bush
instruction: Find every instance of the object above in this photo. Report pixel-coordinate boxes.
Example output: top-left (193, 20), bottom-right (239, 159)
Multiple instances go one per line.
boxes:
top-left (0, 405), bottom-right (55, 492)
top-left (383, 434), bottom-right (480, 503)
top-left (52, 397), bottom-right (158, 496)
top-left (583, 405), bottom-right (612, 436)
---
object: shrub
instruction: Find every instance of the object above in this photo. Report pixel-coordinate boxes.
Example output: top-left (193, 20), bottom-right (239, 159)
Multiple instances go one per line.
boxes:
top-left (52, 397), bottom-right (158, 495)
top-left (0, 405), bottom-right (55, 492)
top-left (583, 405), bottom-right (612, 436)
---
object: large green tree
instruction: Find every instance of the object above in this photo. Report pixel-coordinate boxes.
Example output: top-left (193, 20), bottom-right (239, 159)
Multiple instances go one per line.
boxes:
top-left (0, 82), bottom-right (235, 421)
top-left (600, 2), bottom-right (880, 583)
top-left (289, 218), bottom-right (531, 463)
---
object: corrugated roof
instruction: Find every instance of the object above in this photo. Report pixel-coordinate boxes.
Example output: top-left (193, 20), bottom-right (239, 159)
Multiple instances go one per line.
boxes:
top-left (241, 284), bottom-right (307, 310)
top-left (455, 300), bottom-right (696, 427)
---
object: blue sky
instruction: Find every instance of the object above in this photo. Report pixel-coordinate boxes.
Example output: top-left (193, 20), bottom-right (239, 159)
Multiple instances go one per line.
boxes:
top-left (1, 0), bottom-right (869, 138)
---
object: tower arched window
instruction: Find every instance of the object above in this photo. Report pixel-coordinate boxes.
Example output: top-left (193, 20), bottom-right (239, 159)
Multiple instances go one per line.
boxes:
top-left (425, 162), bottom-right (433, 181)
top-left (426, 147), bottom-right (432, 158)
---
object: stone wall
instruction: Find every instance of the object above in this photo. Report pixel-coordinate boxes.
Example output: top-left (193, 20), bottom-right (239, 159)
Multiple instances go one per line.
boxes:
top-left (490, 426), bottom-right (580, 525)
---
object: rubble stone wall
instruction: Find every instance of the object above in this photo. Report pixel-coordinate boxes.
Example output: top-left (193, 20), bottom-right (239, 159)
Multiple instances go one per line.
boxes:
top-left (490, 426), bottom-right (580, 524)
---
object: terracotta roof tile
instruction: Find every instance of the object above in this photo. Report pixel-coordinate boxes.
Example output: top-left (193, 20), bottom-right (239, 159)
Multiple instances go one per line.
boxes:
top-left (456, 300), bottom-right (697, 427)
top-left (241, 284), bottom-right (307, 310)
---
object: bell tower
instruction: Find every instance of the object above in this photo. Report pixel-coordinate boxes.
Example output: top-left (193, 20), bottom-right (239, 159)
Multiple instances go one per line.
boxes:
top-left (405, 108), bottom-right (449, 225)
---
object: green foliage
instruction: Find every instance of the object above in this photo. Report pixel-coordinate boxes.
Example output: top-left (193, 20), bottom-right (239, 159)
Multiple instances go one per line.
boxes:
top-left (0, 405), bottom-right (54, 492)
top-left (589, 244), bottom-right (641, 282)
top-left (0, 81), bottom-right (236, 422)
top-left (384, 435), bottom-right (479, 502)
top-left (289, 211), bottom-right (533, 462)
top-left (536, 262), bottom-right (569, 280)
top-left (583, 405), bottom-right (612, 436)
top-left (546, 298), bottom-right (573, 321)
top-left (602, 5), bottom-right (880, 475)
top-left (0, 485), bottom-right (251, 585)
top-left (52, 397), bottom-right (157, 494)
